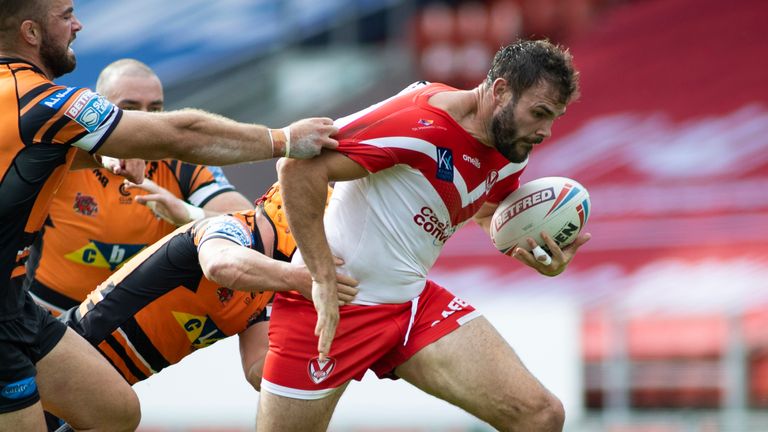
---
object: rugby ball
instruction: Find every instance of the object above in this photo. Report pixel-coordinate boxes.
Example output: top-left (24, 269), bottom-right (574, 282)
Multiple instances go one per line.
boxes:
top-left (490, 176), bottom-right (590, 255)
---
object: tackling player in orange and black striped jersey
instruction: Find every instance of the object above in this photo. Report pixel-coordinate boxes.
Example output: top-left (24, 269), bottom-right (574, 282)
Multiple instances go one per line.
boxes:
top-left (61, 185), bottom-right (357, 388)
top-left (0, 1), bottom-right (336, 427)
top-left (23, 58), bottom-right (251, 316)
top-left (0, 57), bottom-right (125, 414)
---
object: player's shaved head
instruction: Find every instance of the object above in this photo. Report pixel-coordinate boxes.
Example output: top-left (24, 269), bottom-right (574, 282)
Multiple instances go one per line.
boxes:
top-left (96, 58), bottom-right (164, 112)
top-left (96, 59), bottom-right (159, 95)
top-left (0, 0), bottom-right (46, 48)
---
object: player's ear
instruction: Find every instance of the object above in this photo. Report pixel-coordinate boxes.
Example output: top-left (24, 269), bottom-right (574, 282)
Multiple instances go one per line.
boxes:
top-left (490, 78), bottom-right (513, 107)
top-left (20, 20), bottom-right (42, 46)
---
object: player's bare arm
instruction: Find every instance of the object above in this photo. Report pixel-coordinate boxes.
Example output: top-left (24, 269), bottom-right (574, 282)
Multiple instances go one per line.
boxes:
top-left (472, 201), bottom-right (498, 235)
top-left (473, 201), bottom-right (591, 276)
top-left (99, 110), bottom-right (339, 164)
top-left (278, 151), bottom-right (369, 360)
top-left (198, 237), bottom-right (359, 303)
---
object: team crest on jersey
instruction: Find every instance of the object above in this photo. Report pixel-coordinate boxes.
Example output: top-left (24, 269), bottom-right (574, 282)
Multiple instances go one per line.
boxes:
top-left (435, 147), bottom-right (454, 182)
top-left (485, 170), bottom-right (499, 194)
top-left (308, 356), bottom-right (336, 384)
top-left (172, 311), bottom-right (228, 349)
top-left (73, 193), bottom-right (99, 216)
top-left (217, 287), bottom-right (234, 304)
top-left (65, 241), bottom-right (145, 270)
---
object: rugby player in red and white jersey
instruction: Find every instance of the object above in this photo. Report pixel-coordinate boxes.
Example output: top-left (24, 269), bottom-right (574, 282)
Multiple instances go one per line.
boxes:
top-left (262, 40), bottom-right (591, 431)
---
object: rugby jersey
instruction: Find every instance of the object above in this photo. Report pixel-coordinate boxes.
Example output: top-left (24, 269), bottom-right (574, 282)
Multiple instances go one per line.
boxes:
top-left (293, 82), bottom-right (527, 304)
top-left (0, 58), bottom-right (121, 319)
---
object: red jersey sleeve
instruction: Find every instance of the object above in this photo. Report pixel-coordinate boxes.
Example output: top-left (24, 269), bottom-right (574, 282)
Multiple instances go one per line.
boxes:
top-left (334, 138), bottom-right (400, 173)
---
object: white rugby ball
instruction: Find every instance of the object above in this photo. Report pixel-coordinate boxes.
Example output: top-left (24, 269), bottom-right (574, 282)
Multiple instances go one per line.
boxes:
top-left (491, 176), bottom-right (590, 255)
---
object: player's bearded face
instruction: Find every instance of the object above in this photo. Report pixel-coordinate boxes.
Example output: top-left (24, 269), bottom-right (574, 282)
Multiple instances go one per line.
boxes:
top-left (39, 25), bottom-right (77, 78)
top-left (492, 100), bottom-right (529, 163)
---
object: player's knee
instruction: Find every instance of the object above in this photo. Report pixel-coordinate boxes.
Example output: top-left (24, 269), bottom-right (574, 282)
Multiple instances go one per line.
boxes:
top-left (108, 389), bottom-right (141, 431)
top-left (497, 390), bottom-right (564, 432)
top-left (530, 393), bottom-right (565, 431)
top-left (513, 391), bottom-right (565, 432)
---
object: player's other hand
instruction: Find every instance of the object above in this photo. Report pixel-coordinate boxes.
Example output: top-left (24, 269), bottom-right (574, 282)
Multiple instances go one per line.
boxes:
top-left (101, 156), bottom-right (145, 184)
top-left (313, 279), bottom-right (340, 362)
top-left (125, 179), bottom-right (194, 225)
top-left (293, 257), bottom-right (359, 305)
top-left (512, 231), bottom-right (591, 277)
top-left (285, 117), bottom-right (338, 159)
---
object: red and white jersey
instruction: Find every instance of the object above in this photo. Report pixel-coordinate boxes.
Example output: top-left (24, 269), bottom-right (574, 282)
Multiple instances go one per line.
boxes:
top-left (295, 82), bottom-right (527, 304)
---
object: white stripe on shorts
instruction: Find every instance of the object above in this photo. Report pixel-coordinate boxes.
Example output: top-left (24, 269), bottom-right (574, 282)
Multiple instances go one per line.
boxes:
top-left (403, 295), bottom-right (420, 346)
top-left (261, 378), bottom-right (338, 400)
top-left (457, 310), bottom-right (482, 326)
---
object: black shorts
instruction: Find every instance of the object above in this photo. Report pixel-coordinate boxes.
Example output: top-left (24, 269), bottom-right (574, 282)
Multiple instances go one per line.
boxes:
top-left (0, 288), bottom-right (67, 413)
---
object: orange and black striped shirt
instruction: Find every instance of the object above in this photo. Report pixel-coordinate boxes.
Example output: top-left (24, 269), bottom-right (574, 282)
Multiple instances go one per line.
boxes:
top-left (24, 160), bottom-right (236, 314)
top-left (0, 58), bottom-right (122, 319)
top-left (62, 186), bottom-right (298, 383)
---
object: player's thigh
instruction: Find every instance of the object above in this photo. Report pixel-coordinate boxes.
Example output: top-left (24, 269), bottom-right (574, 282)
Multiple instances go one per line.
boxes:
top-left (0, 402), bottom-right (46, 432)
top-left (35, 328), bottom-right (139, 428)
top-left (257, 383), bottom-right (348, 432)
top-left (394, 316), bottom-right (557, 422)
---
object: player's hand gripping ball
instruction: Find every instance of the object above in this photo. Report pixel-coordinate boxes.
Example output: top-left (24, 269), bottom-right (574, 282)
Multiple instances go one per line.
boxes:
top-left (491, 176), bottom-right (591, 257)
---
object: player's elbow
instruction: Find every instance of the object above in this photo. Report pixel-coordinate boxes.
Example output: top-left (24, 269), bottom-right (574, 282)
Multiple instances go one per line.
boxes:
top-left (200, 248), bottom-right (239, 287)
top-left (277, 156), bottom-right (311, 182)
top-left (278, 156), bottom-right (331, 188)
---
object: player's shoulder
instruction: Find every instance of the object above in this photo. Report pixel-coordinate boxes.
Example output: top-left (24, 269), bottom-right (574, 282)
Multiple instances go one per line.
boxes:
top-left (195, 211), bottom-right (257, 244)
top-left (397, 80), bottom-right (431, 95)
top-left (397, 80), bottom-right (456, 96)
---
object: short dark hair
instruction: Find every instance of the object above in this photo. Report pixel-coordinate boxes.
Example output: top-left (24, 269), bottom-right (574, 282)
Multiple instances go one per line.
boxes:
top-left (0, 0), bottom-right (46, 47)
top-left (485, 39), bottom-right (580, 105)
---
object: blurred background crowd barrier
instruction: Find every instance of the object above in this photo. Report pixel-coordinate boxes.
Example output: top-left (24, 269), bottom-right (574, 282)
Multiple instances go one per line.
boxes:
top-left (60, 0), bottom-right (768, 430)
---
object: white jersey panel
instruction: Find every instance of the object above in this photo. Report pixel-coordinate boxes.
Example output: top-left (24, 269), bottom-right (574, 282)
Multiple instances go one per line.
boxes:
top-left (294, 164), bottom-right (459, 305)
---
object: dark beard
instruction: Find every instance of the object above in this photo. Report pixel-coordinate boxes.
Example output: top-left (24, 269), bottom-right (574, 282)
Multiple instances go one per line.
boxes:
top-left (40, 31), bottom-right (76, 78)
top-left (491, 102), bottom-right (529, 163)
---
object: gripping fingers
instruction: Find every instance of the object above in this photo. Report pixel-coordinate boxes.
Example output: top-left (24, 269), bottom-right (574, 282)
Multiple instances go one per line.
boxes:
top-left (123, 178), bottom-right (159, 194)
top-left (336, 284), bottom-right (358, 303)
top-left (531, 245), bottom-right (552, 265)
